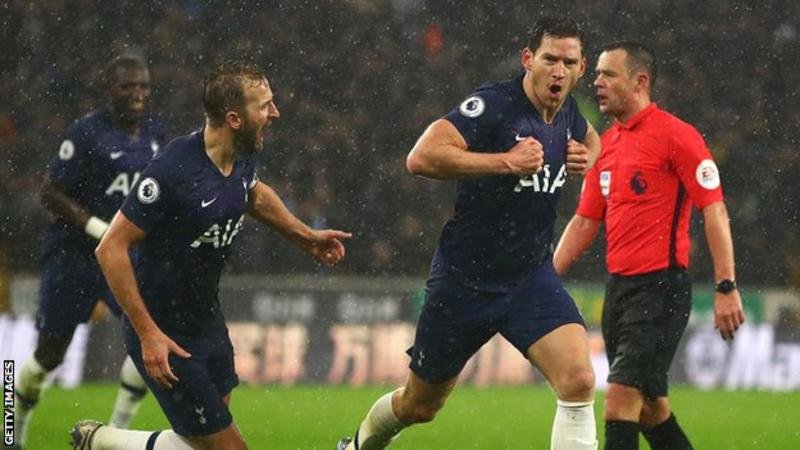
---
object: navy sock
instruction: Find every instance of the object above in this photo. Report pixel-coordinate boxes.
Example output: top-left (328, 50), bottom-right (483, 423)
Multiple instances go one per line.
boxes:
top-left (642, 413), bottom-right (693, 450)
top-left (605, 420), bottom-right (639, 450)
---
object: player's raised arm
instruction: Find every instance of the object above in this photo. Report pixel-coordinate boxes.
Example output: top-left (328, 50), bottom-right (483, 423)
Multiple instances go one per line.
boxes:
top-left (406, 118), bottom-right (543, 180)
top-left (95, 211), bottom-right (190, 388)
top-left (246, 180), bottom-right (352, 267)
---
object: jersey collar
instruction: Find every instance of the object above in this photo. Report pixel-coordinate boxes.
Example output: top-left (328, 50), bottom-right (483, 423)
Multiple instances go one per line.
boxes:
top-left (617, 103), bottom-right (658, 130)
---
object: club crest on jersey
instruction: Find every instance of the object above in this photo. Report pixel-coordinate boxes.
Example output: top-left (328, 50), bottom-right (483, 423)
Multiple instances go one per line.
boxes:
top-left (151, 140), bottom-right (160, 153)
top-left (514, 164), bottom-right (566, 194)
top-left (459, 96), bottom-right (485, 118)
top-left (137, 177), bottom-right (160, 204)
top-left (695, 159), bottom-right (720, 190)
top-left (59, 139), bottom-right (75, 160)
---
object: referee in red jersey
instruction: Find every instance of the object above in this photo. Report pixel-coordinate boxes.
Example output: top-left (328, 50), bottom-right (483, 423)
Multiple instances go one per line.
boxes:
top-left (554, 41), bottom-right (745, 450)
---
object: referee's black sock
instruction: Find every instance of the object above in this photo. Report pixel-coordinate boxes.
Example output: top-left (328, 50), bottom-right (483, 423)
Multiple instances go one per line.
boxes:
top-left (604, 420), bottom-right (639, 450)
top-left (642, 413), bottom-right (693, 450)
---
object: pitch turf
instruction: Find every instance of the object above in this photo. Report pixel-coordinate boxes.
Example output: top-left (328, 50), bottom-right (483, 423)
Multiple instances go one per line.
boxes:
top-left (22, 384), bottom-right (800, 449)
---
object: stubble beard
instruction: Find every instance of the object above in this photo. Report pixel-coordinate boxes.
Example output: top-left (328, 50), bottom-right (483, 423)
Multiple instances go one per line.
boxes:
top-left (233, 121), bottom-right (264, 156)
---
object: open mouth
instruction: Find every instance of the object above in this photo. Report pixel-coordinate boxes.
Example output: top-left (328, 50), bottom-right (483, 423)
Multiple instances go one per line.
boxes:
top-left (549, 85), bottom-right (563, 94)
top-left (129, 98), bottom-right (145, 110)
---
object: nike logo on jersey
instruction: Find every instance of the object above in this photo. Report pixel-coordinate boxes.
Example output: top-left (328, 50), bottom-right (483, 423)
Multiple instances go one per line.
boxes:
top-left (515, 133), bottom-right (526, 141)
top-left (110, 151), bottom-right (125, 160)
top-left (201, 198), bottom-right (217, 208)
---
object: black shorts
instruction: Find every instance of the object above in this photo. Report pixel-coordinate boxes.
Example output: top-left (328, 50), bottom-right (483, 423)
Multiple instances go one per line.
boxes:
top-left (603, 268), bottom-right (691, 399)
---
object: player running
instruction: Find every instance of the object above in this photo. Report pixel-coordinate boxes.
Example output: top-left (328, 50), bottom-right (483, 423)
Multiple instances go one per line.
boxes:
top-left (71, 60), bottom-right (351, 450)
top-left (13, 55), bottom-right (167, 447)
top-left (337, 16), bottom-right (601, 450)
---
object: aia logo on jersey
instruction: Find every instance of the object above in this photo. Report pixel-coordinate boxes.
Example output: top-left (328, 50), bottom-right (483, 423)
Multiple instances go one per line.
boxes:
top-left (630, 171), bottom-right (647, 195)
top-left (190, 215), bottom-right (244, 249)
top-left (105, 172), bottom-right (141, 196)
top-left (514, 164), bottom-right (566, 193)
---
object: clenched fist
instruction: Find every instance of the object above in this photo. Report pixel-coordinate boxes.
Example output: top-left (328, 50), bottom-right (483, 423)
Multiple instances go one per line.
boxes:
top-left (566, 139), bottom-right (590, 174)
top-left (503, 136), bottom-right (544, 176)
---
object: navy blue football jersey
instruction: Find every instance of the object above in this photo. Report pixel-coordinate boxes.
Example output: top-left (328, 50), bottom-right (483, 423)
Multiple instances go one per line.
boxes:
top-left (43, 108), bottom-right (169, 254)
top-left (437, 73), bottom-right (588, 292)
top-left (121, 130), bottom-right (258, 336)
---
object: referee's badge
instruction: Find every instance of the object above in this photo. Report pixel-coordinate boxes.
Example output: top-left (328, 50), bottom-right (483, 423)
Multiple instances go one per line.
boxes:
top-left (695, 159), bottom-right (720, 190)
top-left (600, 171), bottom-right (611, 197)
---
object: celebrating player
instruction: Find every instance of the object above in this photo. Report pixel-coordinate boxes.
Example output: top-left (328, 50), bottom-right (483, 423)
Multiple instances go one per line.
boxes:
top-left (336, 16), bottom-right (601, 450)
top-left (13, 55), bottom-right (167, 447)
top-left (70, 60), bottom-right (351, 450)
top-left (554, 41), bottom-right (745, 449)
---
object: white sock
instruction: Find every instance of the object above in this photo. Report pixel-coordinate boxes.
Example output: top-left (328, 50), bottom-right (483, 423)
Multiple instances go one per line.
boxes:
top-left (550, 399), bottom-right (598, 450)
top-left (109, 356), bottom-right (148, 428)
top-left (92, 426), bottom-right (193, 450)
top-left (347, 390), bottom-right (406, 450)
top-left (14, 356), bottom-right (49, 445)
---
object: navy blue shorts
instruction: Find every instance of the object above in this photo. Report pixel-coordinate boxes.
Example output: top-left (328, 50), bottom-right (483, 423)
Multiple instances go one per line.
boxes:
top-left (124, 322), bottom-right (239, 437)
top-left (35, 248), bottom-right (121, 339)
top-left (408, 262), bottom-right (585, 383)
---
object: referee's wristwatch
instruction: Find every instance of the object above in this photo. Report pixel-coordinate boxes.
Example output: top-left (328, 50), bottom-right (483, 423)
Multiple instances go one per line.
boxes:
top-left (715, 279), bottom-right (738, 294)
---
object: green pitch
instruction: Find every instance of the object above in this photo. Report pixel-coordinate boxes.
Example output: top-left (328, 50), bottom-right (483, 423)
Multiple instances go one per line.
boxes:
top-left (23, 384), bottom-right (800, 449)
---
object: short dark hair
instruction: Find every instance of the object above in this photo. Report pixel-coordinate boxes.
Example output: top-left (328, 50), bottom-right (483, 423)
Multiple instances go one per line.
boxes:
top-left (203, 60), bottom-right (268, 126)
top-left (104, 55), bottom-right (148, 85)
top-left (602, 41), bottom-right (657, 86)
top-left (526, 16), bottom-right (584, 54)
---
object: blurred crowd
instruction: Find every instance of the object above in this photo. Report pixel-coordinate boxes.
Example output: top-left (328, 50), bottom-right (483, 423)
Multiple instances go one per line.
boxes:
top-left (0, 0), bottom-right (798, 286)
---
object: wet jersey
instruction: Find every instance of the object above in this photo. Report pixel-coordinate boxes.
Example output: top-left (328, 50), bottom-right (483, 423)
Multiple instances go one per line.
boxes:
top-left (438, 73), bottom-right (588, 292)
top-left (121, 130), bottom-right (258, 336)
top-left (43, 108), bottom-right (168, 255)
top-left (576, 103), bottom-right (724, 275)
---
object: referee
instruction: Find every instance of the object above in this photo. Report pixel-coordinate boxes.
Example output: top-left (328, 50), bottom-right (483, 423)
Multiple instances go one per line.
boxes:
top-left (554, 41), bottom-right (745, 450)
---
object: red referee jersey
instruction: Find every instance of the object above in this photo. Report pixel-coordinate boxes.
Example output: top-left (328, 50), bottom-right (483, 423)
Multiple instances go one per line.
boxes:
top-left (577, 103), bottom-right (724, 275)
